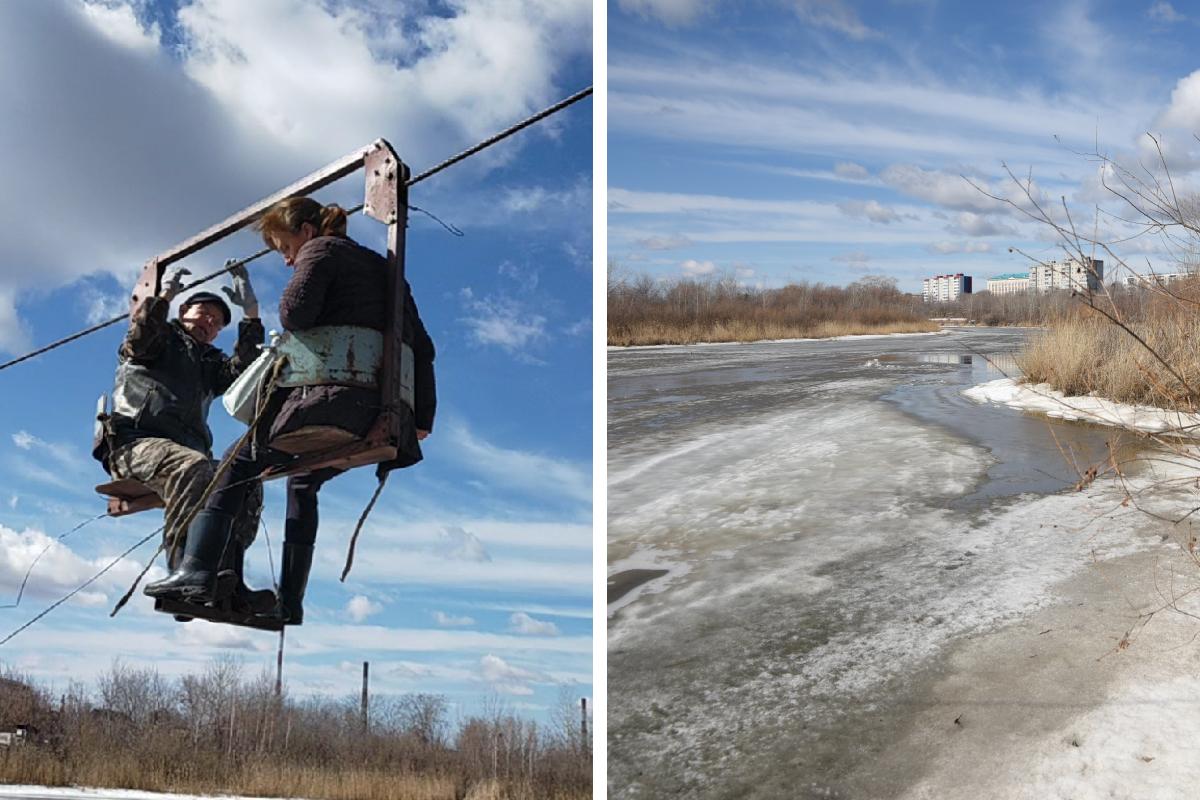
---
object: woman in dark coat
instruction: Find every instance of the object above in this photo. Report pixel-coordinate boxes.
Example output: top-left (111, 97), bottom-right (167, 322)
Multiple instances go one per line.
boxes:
top-left (144, 197), bottom-right (436, 624)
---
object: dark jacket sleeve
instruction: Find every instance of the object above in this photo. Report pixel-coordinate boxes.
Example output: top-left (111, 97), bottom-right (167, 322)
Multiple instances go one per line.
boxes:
top-left (208, 317), bottom-right (266, 395)
top-left (119, 296), bottom-right (172, 362)
top-left (406, 287), bottom-right (436, 432)
top-left (279, 241), bottom-right (336, 331)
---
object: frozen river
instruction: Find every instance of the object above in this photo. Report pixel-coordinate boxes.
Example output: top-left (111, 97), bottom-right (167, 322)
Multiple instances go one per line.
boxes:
top-left (607, 328), bottom-right (1170, 798)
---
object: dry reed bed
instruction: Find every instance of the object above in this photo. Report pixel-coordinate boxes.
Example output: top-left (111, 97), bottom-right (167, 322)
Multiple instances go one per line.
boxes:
top-left (1018, 288), bottom-right (1200, 410)
top-left (608, 274), bottom-right (938, 346)
top-left (609, 318), bottom-right (937, 346)
top-left (0, 748), bottom-right (587, 800)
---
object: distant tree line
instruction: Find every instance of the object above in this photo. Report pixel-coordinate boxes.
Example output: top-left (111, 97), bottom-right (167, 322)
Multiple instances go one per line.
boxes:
top-left (0, 659), bottom-right (590, 800)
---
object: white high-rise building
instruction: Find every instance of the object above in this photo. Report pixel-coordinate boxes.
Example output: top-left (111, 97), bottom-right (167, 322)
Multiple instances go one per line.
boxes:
top-left (1030, 258), bottom-right (1103, 293)
top-left (986, 273), bottom-right (1031, 295)
top-left (922, 273), bottom-right (972, 302)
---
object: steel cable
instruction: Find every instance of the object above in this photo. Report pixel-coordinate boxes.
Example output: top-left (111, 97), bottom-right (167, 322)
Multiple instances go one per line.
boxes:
top-left (0, 85), bottom-right (591, 373)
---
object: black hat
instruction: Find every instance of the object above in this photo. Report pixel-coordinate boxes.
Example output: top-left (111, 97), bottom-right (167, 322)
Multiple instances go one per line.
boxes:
top-left (179, 291), bottom-right (232, 326)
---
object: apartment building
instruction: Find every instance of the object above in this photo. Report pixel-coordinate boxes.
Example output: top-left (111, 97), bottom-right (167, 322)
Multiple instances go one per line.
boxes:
top-left (921, 273), bottom-right (972, 302)
top-left (1030, 258), bottom-right (1104, 293)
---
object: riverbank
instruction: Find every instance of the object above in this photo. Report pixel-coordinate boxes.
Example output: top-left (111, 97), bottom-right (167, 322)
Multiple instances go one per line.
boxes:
top-left (607, 318), bottom-right (939, 346)
top-left (607, 327), bottom-right (946, 349)
top-left (965, 377), bottom-right (1200, 437)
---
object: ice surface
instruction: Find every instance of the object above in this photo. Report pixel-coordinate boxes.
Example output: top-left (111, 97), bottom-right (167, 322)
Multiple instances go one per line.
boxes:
top-left (609, 328), bottom-right (1200, 798)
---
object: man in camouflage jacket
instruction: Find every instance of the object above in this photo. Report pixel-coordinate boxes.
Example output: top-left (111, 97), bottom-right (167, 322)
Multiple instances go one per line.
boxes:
top-left (94, 265), bottom-right (268, 609)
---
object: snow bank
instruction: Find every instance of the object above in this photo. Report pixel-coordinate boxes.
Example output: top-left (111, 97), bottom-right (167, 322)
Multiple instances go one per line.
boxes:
top-left (964, 378), bottom-right (1200, 436)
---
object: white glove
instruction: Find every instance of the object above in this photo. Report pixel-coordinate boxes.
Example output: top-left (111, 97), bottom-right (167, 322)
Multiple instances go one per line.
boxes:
top-left (160, 267), bottom-right (190, 302)
top-left (220, 259), bottom-right (259, 318)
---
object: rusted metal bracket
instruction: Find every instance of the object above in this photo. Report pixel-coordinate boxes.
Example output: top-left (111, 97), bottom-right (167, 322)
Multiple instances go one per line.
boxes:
top-left (362, 140), bottom-right (410, 449)
top-left (128, 139), bottom-right (398, 311)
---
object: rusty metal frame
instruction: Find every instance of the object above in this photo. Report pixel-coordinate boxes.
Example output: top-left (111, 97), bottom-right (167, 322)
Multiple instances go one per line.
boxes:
top-left (119, 138), bottom-right (410, 483)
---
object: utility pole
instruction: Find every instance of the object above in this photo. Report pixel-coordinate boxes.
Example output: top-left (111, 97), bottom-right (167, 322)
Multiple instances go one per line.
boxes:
top-left (580, 698), bottom-right (588, 750)
top-left (275, 629), bottom-right (285, 698)
top-left (360, 661), bottom-right (369, 731)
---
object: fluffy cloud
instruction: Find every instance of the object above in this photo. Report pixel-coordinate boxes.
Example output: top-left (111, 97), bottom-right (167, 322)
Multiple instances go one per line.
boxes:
top-left (946, 212), bottom-right (1017, 237)
top-left (509, 611), bottom-right (560, 636)
top-left (436, 526), bottom-right (492, 563)
top-left (838, 199), bottom-right (903, 224)
top-left (433, 610), bottom-right (476, 627)
top-left (0, 0), bottom-right (590, 354)
top-left (681, 259), bottom-right (718, 276)
top-left (346, 594), bottom-right (384, 622)
top-left (834, 161), bottom-right (871, 180)
top-left (458, 288), bottom-right (548, 355)
top-left (480, 653), bottom-right (543, 695)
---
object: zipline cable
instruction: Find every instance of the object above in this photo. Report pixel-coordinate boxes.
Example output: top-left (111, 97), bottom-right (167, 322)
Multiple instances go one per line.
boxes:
top-left (0, 85), bottom-right (591, 374)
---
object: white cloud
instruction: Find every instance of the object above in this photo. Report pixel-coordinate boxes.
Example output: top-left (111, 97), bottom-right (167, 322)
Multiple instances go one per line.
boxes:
top-left (480, 653), bottom-right (542, 695)
top-left (681, 259), bottom-right (717, 276)
top-left (508, 611), bottom-right (560, 636)
top-left (636, 234), bottom-right (693, 250)
top-left (794, 0), bottom-right (876, 40)
top-left (0, 524), bottom-right (150, 605)
top-left (0, 0), bottom-right (590, 354)
top-left (436, 526), bottom-right (491, 563)
top-left (838, 199), bottom-right (903, 224)
top-left (927, 241), bottom-right (994, 255)
top-left (1149, 1), bottom-right (1185, 22)
top-left (79, 0), bottom-right (161, 54)
top-left (617, 0), bottom-right (713, 27)
top-left (442, 422), bottom-right (590, 507)
top-left (947, 212), bottom-right (1017, 237)
top-left (10, 431), bottom-right (87, 473)
top-left (433, 610), bottom-right (476, 627)
top-left (832, 251), bottom-right (871, 266)
top-left (834, 161), bottom-right (870, 180)
top-left (346, 594), bottom-right (384, 622)
top-left (173, 620), bottom-right (261, 651)
top-left (458, 288), bottom-right (548, 355)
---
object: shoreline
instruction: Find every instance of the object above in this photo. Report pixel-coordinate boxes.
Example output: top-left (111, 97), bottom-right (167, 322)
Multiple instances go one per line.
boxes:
top-left (607, 329), bottom-right (947, 351)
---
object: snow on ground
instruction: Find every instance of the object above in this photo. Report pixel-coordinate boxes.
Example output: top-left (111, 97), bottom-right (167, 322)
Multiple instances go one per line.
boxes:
top-left (965, 377), bottom-right (1200, 436)
top-left (0, 787), bottom-right (267, 800)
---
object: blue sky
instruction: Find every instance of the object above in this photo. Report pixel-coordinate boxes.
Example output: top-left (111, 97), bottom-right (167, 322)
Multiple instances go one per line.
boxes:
top-left (0, 0), bottom-right (591, 723)
top-left (609, 0), bottom-right (1200, 293)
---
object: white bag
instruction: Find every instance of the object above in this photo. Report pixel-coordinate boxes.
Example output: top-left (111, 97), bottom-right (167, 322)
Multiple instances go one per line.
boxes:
top-left (223, 345), bottom-right (280, 424)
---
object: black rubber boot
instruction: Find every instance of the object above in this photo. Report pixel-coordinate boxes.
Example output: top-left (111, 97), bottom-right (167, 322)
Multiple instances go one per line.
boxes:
top-left (219, 541), bottom-right (277, 614)
top-left (273, 542), bottom-right (313, 625)
top-left (144, 510), bottom-right (233, 601)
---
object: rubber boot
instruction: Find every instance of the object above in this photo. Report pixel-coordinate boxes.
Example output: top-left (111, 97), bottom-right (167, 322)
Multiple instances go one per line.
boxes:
top-left (144, 509), bottom-right (233, 601)
top-left (270, 542), bottom-right (313, 625)
top-left (219, 541), bottom-right (277, 614)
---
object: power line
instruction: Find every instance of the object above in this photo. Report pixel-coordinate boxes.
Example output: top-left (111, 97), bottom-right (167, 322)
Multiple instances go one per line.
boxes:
top-left (0, 85), bottom-right (591, 373)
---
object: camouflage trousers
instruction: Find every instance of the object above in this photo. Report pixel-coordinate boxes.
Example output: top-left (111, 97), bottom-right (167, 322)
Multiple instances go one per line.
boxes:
top-left (109, 437), bottom-right (263, 553)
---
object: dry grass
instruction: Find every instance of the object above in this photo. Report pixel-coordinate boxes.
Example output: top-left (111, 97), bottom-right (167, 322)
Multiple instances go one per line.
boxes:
top-left (0, 662), bottom-right (591, 800)
top-left (608, 273), bottom-right (939, 346)
top-left (609, 318), bottom-right (938, 346)
top-left (1018, 283), bottom-right (1200, 410)
top-left (0, 751), bottom-right (587, 800)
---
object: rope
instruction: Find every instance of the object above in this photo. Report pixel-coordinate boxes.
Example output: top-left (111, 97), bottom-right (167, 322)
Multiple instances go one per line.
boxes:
top-left (340, 472), bottom-right (388, 582)
top-left (0, 85), bottom-right (592, 373)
